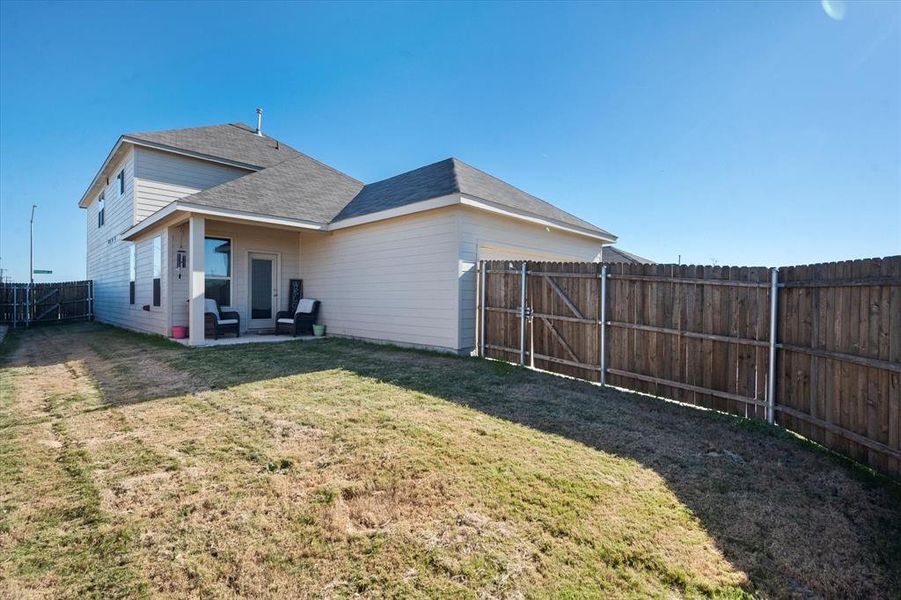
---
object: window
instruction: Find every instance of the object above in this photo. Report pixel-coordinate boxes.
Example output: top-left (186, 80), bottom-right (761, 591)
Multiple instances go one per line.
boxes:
top-left (204, 237), bottom-right (231, 306)
top-left (117, 169), bottom-right (125, 195)
top-left (97, 192), bottom-right (105, 227)
top-left (152, 236), bottom-right (161, 307)
top-left (129, 245), bottom-right (136, 305)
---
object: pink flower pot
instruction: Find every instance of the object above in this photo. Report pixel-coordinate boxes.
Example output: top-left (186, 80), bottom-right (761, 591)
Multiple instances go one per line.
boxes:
top-left (172, 325), bottom-right (188, 339)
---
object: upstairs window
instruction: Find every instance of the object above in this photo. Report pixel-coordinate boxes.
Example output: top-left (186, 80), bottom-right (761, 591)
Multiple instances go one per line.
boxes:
top-left (129, 245), bottom-right (136, 305)
top-left (152, 236), bottom-right (162, 307)
top-left (97, 192), bottom-right (105, 227)
top-left (204, 237), bottom-right (231, 306)
top-left (117, 169), bottom-right (125, 195)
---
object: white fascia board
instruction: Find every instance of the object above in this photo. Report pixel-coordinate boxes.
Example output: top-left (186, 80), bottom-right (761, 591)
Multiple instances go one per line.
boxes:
top-left (120, 192), bottom-right (615, 244)
top-left (326, 193), bottom-right (616, 242)
top-left (78, 137), bottom-right (126, 208)
top-left (460, 195), bottom-right (616, 242)
top-left (326, 194), bottom-right (460, 230)
top-left (121, 202), bottom-right (326, 241)
top-left (78, 136), bottom-right (262, 209)
top-left (176, 203), bottom-right (325, 231)
top-left (121, 137), bottom-right (263, 172)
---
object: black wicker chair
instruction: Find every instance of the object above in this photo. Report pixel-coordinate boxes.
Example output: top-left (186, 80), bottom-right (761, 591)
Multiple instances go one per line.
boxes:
top-left (204, 299), bottom-right (240, 339)
top-left (276, 299), bottom-right (320, 337)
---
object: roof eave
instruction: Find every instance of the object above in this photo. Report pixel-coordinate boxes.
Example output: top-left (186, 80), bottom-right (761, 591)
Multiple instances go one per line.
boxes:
top-left (78, 137), bottom-right (126, 208)
top-left (329, 193), bottom-right (617, 242)
top-left (77, 135), bottom-right (263, 209)
top-left (121, 136), bottom-right (266, 172)
top-left (459, 195), bottom-right (617, 243)
top-left (121, 201), bottom-right (327, 241)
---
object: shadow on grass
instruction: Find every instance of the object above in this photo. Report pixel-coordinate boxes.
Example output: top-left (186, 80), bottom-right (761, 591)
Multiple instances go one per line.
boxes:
top-left (5, 322), bottom-right (901, 597)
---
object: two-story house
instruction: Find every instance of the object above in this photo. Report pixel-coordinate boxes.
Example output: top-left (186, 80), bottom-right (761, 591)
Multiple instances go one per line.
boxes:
top-left (81, 121), bottom-right (617, 352)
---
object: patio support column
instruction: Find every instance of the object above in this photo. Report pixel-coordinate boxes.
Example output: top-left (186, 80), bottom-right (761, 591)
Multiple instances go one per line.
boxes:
top-left (188, 215), bottom-right (205, 346)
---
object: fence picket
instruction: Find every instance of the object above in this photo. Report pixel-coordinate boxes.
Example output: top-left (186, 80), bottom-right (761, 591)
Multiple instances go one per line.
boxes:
top-left (481, 256), bottom-right (901, 478)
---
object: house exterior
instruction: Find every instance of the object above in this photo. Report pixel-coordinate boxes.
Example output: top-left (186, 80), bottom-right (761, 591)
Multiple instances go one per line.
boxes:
top-left (80, 122), bottom-right (617, 353)
top-left (600, 246), bottom-right (654, 264)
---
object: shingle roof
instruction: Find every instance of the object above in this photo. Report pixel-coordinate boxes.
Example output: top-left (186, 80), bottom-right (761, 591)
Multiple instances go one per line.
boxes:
top-left (179, 154), bottom-right (364, 224)
top-left (125, 123), bottom-right (302, 168)
top-left (601, 246), bottom-right (654, 264)
top-left (333, 158), bottom-right (613, 237)
top-left (117, 123), bottom-right (614, 238)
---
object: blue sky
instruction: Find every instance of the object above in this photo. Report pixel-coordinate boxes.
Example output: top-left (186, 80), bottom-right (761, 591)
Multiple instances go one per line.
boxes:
top-left (1, 0), bottom-right (898, 282)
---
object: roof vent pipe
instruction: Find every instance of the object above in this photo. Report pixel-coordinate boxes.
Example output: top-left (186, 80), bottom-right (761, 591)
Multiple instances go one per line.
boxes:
top-left (255, 107), bottom-right (263, 136)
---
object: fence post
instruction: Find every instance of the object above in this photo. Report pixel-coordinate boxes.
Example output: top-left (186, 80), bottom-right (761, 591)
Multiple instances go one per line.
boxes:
top-left (520, 261), bottom-right (527, 366)
top-left (88, 280), bottom-right (94, 321)
top-left (600, 264), bottom-right (608, 386)
top-left (479, 262), bottom-right (486, 357)
top-left (767, 267), bottom-right (779, 425)
top-left (12, 286), bottom-right (17, 329)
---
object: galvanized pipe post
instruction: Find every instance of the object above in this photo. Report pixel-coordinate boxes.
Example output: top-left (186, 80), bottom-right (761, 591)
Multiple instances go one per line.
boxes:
top-left (767, 267), bottom-right (779, 424)
top-left (600, 264), bottom-right (608, 386)
top-left (12, 285), bottom-right (17, 329)
top-left (519, 262), bottom-right (527, 366)
top-left (29, 204), bottom-right (36, 327)
top-left (479, 261), bottom-right (487, 357)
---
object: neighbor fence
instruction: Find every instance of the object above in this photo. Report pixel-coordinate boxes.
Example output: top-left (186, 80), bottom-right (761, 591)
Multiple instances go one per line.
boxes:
top-left (478, 256), bottom-right (900, 478)
top-left (0, 280), bottom-right (94, 327)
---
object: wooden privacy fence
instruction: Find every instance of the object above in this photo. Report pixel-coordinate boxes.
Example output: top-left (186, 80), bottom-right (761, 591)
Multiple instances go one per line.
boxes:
top-left (0, 281), bottom-right (94, 326)
top-left (478, 256), bottom-right (901, 478)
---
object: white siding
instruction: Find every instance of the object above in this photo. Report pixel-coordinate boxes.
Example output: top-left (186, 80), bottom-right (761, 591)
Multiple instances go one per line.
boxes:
top-left (85, 148), bottom-right (169, 336)
top-left (456, 206), bottom-right (604, 354)
top-left (302, 208), bottom-right (460, 351)
top-left (133, 147), bottom-right (250, 223)
top-left (168, 220), bottom-right (302, 332)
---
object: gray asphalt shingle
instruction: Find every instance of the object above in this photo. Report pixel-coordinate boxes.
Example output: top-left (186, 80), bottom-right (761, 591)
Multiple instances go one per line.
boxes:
top-left (180, 154), bottom-right (364, 224)
top-left (125, 123), bottom-right (303, 168)
top-left (601, 246), bottom-right (654, 264)
top-left (333, 158), bottom-right (613, 236)
top-left (126, 124), bottom-right (613, 237)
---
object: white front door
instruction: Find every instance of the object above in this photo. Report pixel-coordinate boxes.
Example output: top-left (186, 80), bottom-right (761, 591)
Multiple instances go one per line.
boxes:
top-left (249, 252), bottom-right (278, 330)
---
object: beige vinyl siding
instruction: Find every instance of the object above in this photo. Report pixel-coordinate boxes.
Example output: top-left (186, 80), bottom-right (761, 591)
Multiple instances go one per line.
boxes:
top-left (85, 148), bottom-right (169, 336)
top-left (169, 224), bottom-right (190, 329)
top-left (133, 147), bottom-right (250, 223)
top-left (132, 230), bottom-right (169, 334)
top-left (302, 207), bottom-right (460, 351)
top-left (168, 220), bottom-right (302, 332)
top-left (456, 206), bottom-right (604, 354)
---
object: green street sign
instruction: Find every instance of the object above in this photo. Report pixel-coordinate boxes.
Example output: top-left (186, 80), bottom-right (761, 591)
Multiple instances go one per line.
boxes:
top-left (33, 269), bottom-right (52, 274)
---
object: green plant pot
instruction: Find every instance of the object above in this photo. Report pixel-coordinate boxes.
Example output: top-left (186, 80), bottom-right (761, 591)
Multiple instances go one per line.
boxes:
top-left (312, 324), bottom-right (326, 337)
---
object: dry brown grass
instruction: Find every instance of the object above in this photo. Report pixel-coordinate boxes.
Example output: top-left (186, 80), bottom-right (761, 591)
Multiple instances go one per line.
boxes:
top-left (1, 322), bottom-right (899, 598)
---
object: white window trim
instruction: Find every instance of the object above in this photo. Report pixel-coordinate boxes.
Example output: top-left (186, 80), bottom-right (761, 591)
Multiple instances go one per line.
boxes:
top-left (246, 249), bottom-right (281, 328)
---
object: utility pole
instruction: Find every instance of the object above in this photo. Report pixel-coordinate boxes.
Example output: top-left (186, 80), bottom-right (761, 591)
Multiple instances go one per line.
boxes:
top-left (29, 204), bottom-right (36, 324)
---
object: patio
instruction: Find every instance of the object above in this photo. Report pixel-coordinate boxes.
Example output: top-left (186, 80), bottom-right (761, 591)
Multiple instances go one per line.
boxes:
top-left (169, 331), bottom-right (323, 347)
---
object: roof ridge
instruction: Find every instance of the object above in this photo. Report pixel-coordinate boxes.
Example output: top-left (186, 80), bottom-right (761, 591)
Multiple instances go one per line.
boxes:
top-left (450, 157), bottom-right (548, 205)
top-left (447, 157), bottom-right (463, 193)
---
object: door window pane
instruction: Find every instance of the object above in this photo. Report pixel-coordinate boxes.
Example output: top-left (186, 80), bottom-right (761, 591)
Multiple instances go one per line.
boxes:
top-left (251, 258), bottom-right (272, 319)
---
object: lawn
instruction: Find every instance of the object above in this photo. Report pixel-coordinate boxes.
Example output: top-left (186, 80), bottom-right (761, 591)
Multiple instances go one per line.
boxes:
top-left (1, 323), bottom-right (899, 598)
